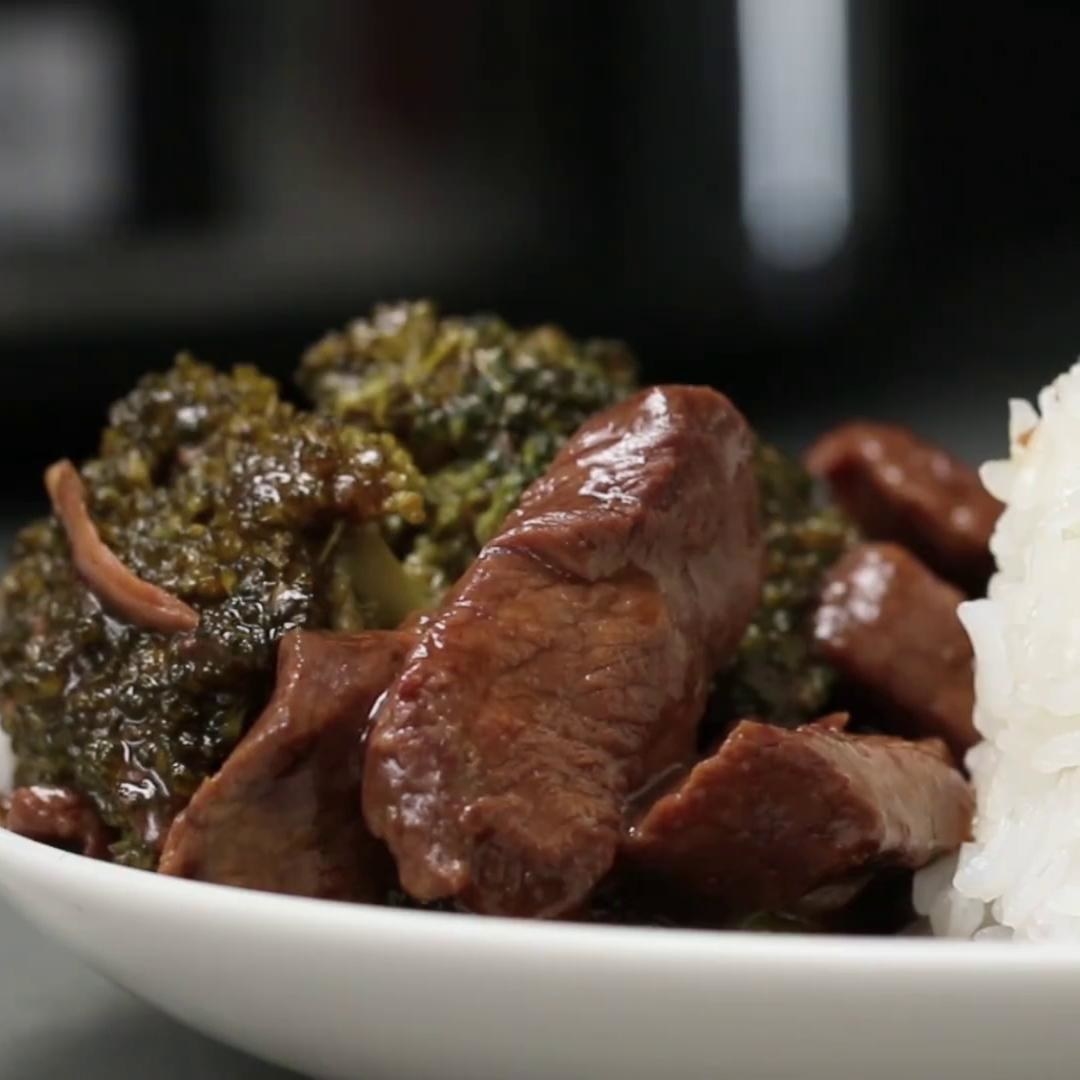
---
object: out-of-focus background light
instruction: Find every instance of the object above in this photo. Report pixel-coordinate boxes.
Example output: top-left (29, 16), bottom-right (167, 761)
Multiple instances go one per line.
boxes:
top-left (737, 0), bottom-right (851, 271)
top-left (0, 1), bottom-right (1078, 495)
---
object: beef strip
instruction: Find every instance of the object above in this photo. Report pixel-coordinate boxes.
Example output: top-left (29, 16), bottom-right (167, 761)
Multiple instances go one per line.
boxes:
top-left (805, 422), bottom-right (1001, 593)
top-left (363, 385), bottom-right (764, 917)
top-left (159, 629), bottom-right (408, 900)
top-left (4, 784), bottom-right (112, 858)
top-left (814, 542), bottom-right (976, 757)
top-left (45, 459), bottom-right (199, 633)
top-left (622, 716), bottom-right (972, 918)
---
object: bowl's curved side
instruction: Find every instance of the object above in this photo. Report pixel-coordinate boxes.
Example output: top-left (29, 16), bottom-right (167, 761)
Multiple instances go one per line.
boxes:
top-left (1, 828), bottom-right (1080, 1080)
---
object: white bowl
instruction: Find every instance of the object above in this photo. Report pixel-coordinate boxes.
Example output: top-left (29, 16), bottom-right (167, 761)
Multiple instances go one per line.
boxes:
top-left (1, 826), bottom-right (1079, 1080)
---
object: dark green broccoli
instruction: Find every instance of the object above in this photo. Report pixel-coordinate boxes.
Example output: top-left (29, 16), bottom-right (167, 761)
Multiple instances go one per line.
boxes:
top-left (299, 306), bottom-right (851, 723)
top-left (715, 442), bottom-right (857, 729)
top-left (297, 300), bottom-right (638, 591)
top-left (0, 356), bottom-right (424, 866)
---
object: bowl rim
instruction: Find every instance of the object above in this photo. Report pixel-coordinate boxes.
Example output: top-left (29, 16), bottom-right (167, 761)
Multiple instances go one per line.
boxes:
top-left (2, 824), bottom-right (1076, 973)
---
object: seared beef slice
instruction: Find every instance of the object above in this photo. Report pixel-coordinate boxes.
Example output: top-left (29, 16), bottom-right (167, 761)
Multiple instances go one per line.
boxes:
top-left (814, 542), bottom-right (976, 757)
top-left (5, 785), bottom-right (111, 858)
top-left (805, 421), bottom-right (1000, 593)
top-left (160, 630), bottom-right (408, 900)
top-left (624, 718), bottom-right (972, 917)
top-left (363, 386), bottom-right (763, 917)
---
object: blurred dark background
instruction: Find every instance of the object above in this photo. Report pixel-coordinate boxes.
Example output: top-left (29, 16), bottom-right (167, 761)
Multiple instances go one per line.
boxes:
top-left (0, 0), bottom-right (1077, 507)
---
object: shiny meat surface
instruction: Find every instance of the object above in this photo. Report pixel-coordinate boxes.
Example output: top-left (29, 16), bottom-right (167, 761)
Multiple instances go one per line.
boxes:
top-left (805, 422), bottom-right (1001, 593)
top-left (623, 717), bottom-right (972, 917)
top-left (363, 385), bottom-right (764, 917)
top-left (44, 459), bottom-right (200, 633)
top-left (814, 542), bottom-right (976, 757)
top-left (159, 630), bottom-right (408, 900)
top-left (4, 784), bottom-right (112, 858)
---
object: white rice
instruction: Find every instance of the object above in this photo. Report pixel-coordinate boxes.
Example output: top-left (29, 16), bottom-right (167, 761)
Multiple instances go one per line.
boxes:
top-left (915, 362), bottom-right (1080, 941)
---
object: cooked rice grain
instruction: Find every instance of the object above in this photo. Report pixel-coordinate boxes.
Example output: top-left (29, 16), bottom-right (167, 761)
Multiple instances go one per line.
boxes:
top-left (916, 366), bottom-right (1080, 941)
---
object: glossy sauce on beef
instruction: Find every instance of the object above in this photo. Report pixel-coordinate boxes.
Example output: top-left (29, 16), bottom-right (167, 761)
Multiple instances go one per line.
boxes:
top-left (623, 716), bottom-right (973, 918)
top-left (814, 542), bottom-right (977, 758)
top-left (806, 421), bottom-right (1001, 594)
top-left (363, 386), bottom-right (764, 917)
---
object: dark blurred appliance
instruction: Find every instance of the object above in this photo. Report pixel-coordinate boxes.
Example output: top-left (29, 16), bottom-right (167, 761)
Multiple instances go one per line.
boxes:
top-left (3, 1), bottom-right (1080, 497)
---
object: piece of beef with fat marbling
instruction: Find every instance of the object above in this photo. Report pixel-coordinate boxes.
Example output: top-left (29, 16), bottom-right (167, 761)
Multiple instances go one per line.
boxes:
top-left (623, 716), bottom-right (972, 918)
top-left (814, 542), bottom-right (976, 758)
top-left (159, 629), bottom-right (409, 900)
top-left (805, 421), bottom-right (1001, 594)
top-left (363, 385), bottom-right (764, 917)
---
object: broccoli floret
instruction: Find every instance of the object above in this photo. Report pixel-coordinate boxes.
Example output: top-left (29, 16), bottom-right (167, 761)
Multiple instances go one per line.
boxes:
top-left (715, 442), bottom-right (857, 729)
top-left (0, 356), bottom-right (425, 866)
top-left (323, 522), bottom-right (433, 632)
top-left (297, 300), bottom-right (638, 591)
